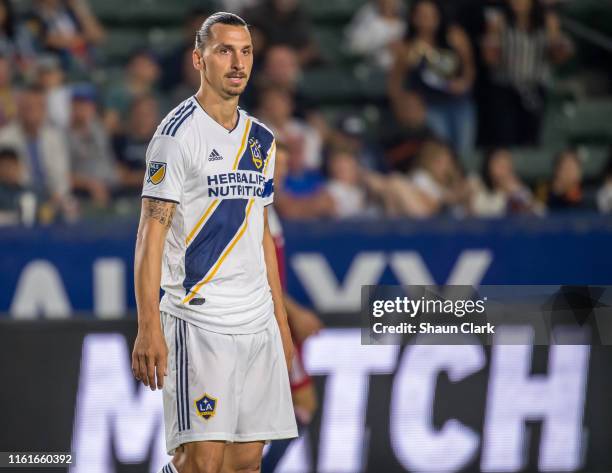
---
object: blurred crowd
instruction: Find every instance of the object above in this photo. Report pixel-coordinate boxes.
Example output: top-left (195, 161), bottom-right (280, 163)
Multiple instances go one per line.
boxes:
top-left (0, 0), bottom-right (610, 225)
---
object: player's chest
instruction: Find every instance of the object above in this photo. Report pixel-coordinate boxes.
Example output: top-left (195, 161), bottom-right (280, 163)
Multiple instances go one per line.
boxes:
top-left (187, 134), bottom-right (270, 200)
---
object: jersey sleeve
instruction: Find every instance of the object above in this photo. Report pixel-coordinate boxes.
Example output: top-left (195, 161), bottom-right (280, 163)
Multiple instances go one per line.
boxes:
top-left (141, 135), bottom-right (187, 204)
top-left (262, 140), bottom-right (276, 207)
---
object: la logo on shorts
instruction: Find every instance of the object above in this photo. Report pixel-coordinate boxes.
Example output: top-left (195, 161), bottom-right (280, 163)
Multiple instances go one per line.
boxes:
top-left (195, 393), bottom-right (217, 420)
top-left (147, 161), bottom-right (166, 185)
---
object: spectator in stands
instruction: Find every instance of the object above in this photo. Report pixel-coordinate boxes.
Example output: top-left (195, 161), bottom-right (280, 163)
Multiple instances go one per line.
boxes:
top-left (242, 45), bottom-right (311, 117)
top-left (469, 148), bottom-right (539, 216)
top-left (0, 0), bottom-right (36, 72)
top-left (160, 7), bottom-right (210, 92)
top-left (273, 141), bottom-right (335, 220)
top-left (344, 0), bottom-right (406, 70)
top-left (326, 113), bottom-right (385, 172)
top-left (170, 46), bottom-right (201, 105)
top-left (372, 139), bottom-right (469, 217)
top-left (36, 54), bottom-right (70, 129)
top-left (326, 147), bottom-right (378, 218)
top-left (244, 0), bottom-right (320, 66)
top-left (0, 53), bottom-right (16, 127)
top-left (104, 50), bottom-right (161, 134)
top-left (596, 148), bottom-right (612, 214)
top-left (68, 84), bottom-right (116, 207)
top-left (382, 91), bottom-right (435, 173)
top-left (0, 85), bottom-right (74, 219)
top-left (248, 45), bottom-right (336, 164)
top-left (410, 139), bottom-right (470, 215)
top-left (26, 0), bottom-right (105, 71)
top-left (547, 148), bottom-right (587, 210)
top-left (113, 94), bottom-right (159, 194)
top-left (257, 86), bottom-right (323, 172)
top-left (481, 0), bottom-right (573, 146)
top-left (0, 146), bottom-right (26, 221)
top-left (389, 0), bottom-right (476, 156)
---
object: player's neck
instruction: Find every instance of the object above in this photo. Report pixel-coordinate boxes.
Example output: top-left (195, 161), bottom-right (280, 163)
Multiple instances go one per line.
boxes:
top-left (194, 88), bottom-right (239, 132)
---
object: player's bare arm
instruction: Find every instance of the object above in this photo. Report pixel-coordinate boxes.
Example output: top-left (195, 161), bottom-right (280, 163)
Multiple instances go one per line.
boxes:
top-left (263, 207), bottom-right (294, 371)
top-left (285, 294), bottom-right (323, 342)
top-left (132, 197), bottom-right (176, 390)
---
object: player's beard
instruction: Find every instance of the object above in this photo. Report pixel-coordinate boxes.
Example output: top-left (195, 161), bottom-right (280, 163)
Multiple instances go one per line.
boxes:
top-left (222, 71), bottom-right (249, 97)
top-left (222, 85), bottom-right (245, 97)
top-left (222, 77), bottom-right (248, 97)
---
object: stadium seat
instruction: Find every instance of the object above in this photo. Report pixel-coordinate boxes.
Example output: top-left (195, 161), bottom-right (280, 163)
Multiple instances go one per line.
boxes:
top-left (300, 67), bottom-right (363, 103)
top-left (91, 0), bottom-right (213, 25)
top-left (304, 0), bottom-right (369, 23)
top-left (560, 0), bottom-right (612, 37)
top-left (461, 146), bottom-right (609, 183)
top-left (312, 26), bottom-right (352, 64)
top-left (543, 100), bottom-right (612, 145)
top-left (100, 27), bottom-right (183, 63)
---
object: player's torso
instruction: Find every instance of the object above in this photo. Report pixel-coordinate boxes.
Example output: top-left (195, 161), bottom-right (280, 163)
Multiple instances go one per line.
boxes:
top-left (160, 98), bottom-right (275, 305)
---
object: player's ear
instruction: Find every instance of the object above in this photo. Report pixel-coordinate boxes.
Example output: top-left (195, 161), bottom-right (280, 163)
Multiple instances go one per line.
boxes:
top-left (192, 49), bottom-right (203, 71)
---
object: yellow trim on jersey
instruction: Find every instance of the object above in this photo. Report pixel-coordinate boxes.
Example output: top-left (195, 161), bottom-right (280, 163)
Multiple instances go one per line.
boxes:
top-left (263, 140), bottom-right (275, 177)
top-left (185, 199), bottom-right (220, 245)
top-left (183, 198), bottom-right (256, 304)
top-left (231, 119), bottom-right (252, 170)
top-left (183, 118), bottom-right (251, 246)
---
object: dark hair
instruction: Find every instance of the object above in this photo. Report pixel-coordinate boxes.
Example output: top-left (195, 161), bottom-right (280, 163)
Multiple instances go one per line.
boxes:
top-left (603, 145), bottom-right (612, 179)
top-left (195, 12), bottom-right (248, 50)
top-left (0, 0), bottom-right (16, 39)
top-left (552, 148), bottom-right (580, 179)
top-left (20, 83), bottom-right (45, 95)
top-left (502, 0), bottom-right (546, 32)
top-left (0, 146), bottom-right (18, 162)
top-left (406, 0), bottom-right (450, 48)
top-left (481, 148), bottom-right (510, 191)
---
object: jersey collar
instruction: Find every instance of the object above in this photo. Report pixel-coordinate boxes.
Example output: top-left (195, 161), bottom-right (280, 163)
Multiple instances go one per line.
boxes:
top-left (192, 95), bottom-right (241, 134)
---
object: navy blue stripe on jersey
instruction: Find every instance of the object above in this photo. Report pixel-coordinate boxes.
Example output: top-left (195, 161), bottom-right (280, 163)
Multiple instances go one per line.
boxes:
top-left (236, 121), bottom-right (274, 172)
top-left (262, 178), bottom-right (274, 198)
top-left (183, 198), bottom-right (249, 294)
top-left (181, 320), bottom-right (190, 429)
top-left (169, 103), bottom-right (196, 137)
top-left (175, 321), bottom-right (182, 431)
top-left (163, 465), bottom-right (170, 473)
top-left (162, 101), bottom-right (191, 135)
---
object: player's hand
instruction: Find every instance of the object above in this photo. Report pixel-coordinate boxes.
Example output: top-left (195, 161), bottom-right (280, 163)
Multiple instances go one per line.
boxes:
top-left (132, 325), bottom-right (168, 391)
top-left (290, 307), bottom-right (323, 343)
top-left (278, 323), bottom-right (294, 372)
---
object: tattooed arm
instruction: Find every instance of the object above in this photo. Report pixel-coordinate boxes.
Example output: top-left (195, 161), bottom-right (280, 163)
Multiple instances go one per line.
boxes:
top-left (132, 197), bottom-right (176, 391)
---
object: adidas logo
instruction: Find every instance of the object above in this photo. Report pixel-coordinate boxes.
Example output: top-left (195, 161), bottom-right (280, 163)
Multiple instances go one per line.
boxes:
top-left (208, 149), bottom-right (223, 161)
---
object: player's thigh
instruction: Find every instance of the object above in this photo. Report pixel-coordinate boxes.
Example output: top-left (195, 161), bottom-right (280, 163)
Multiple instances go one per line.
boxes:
top-left (221, 441), bottom-right (265, 473)
top-left (174, 440), bottom-right (226, 473)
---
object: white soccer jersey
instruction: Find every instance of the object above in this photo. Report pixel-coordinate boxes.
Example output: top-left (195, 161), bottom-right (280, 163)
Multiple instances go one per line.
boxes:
top-left (141, 96), bottom-right (277, 334)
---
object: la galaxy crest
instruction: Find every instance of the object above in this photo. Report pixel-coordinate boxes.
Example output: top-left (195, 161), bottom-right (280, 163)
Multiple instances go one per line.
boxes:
top-left (195, 393), bottom-right (217, 420)
top-left (249, 138), bottom-right (263, 170)
top-left (147, 161), bottom-right (166, 185)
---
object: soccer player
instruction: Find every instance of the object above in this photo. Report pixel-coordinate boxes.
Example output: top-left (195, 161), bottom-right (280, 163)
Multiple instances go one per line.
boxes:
top-left (131, 12), bottom-right (297, 473)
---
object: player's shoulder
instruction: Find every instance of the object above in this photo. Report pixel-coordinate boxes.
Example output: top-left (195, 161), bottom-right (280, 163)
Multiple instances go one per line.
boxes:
top-left (242, 108), bottom-right (275, 142)
top-left (155, 96), bottom-right (199, 141)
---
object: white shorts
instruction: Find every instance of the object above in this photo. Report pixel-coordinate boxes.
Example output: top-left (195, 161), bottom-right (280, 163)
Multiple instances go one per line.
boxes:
top-left (161, 311), bottom-right (298, 454)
